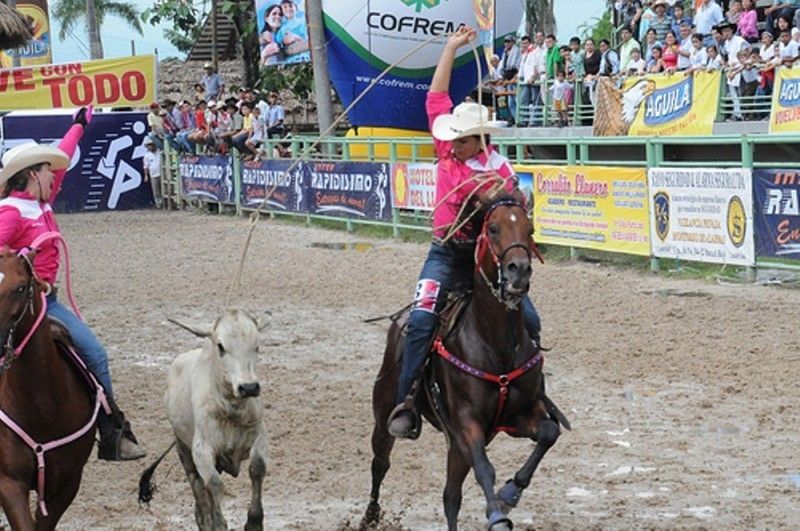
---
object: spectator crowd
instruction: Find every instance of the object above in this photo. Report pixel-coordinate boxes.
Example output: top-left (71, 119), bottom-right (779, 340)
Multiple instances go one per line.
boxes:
top-left (482, 0), bottom-right (800, 126)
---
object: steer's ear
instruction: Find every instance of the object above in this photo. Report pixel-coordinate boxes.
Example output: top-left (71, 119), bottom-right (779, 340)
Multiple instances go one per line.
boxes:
top-left (168, 318), bottom-right (212, 338)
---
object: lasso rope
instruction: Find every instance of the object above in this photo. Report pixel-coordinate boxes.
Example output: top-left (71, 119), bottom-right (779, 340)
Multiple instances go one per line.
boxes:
top-left (225, 27), bottom-right (513, 304)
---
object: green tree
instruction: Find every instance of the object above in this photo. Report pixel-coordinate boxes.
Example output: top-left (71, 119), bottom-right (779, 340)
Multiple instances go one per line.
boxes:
top-left (52, 0), bottom-right (143, 59)
top-left (577, 10), bottom-right (614, 46)
top-left (526, 0), bottom-right (556, 36)
top-left (142, 0), bottom-right (208, 53)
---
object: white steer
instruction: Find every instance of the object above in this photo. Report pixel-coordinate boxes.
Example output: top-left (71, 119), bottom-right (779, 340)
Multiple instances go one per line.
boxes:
top-left (141, 310), bottom-right (269, 531)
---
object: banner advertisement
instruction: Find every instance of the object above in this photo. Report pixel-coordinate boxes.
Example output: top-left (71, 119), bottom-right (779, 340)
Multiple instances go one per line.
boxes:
top-left (179, 155), bottom-right (234, 204)
top-left (769, 67), bottom-right (800, 133)
top-left (0, 55), bottom-right (156, 111)
top-left (7, 0), bottom-right (53, 66)
top-left (240, 159), bottom-right (306, 212)
top-left (307, 161), bottom-right (391, 220)
top-left (526, 165), bottom-right (650, 256)
top-left (752, 169), bottom-right (800, 260)
top-left (255, 0), bottom-right (310, 67)
top-left (321, 0), bottom-right (522, 131)
top-left (648, 168), bottom-right (754, 265)
top-left (391, 162), bottom-right (436, 211)
top-left (593, 71), bottom-right (721, 137)
top-left (1, 112), bottom-right (154, 212)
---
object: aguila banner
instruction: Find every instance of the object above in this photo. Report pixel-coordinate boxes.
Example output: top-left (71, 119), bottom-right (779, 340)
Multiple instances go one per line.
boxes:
top-left (0, 55), bottom-right (156, 111)
top-left (593, 71), bottom-right (721, 137)
top-left (752, 169), bottom-right (800, 260)
top-left (769, 67), bottom-right (800, 133)
top-left (526, 165), bottom-right (651, 256)
top-left (321, 0), bottom-right (522, 131)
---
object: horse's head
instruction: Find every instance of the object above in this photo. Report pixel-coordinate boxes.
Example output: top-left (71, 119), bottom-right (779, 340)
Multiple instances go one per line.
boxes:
top-left (0, 248), bottom-right (38, 352)
top-left (169, 310), bottom-right (270, 399)
top-left (472, 190), bottom-right (533, 308)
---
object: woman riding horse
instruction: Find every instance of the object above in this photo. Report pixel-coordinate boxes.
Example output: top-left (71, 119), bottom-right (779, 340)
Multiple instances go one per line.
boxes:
top-left (0, 107), bottom-right (146, 461)
top-left (387, 26), bottom-right (542, 439)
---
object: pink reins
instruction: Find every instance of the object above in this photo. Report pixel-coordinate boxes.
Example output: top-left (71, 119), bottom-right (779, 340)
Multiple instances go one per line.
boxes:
top-left (0, 231), bottom-right (109, 516)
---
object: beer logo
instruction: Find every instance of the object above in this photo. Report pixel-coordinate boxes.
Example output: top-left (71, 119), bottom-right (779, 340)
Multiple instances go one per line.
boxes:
top-left (400, 0), bottom-right (440, 12)
top-left (393, 165), bottom-right (408, 207)
top-left (727, 195), bottom-right (746, 248)
top-left (653, 191), bottom-right (670, 242)
top-left (643, 77), bottom-right (693, 126)
top-left (778, 78), bottom-right (800, 108)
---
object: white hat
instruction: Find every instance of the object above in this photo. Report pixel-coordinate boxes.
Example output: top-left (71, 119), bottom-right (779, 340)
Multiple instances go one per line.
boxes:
top-left (207, 100), bottom-right (217, 108)
top-left (143, 136), bottom-right (155, 145)
top-left (203, 62), bottom-right (213, 69)
top-left (0, 142), bottom-right (69, 188)
top-left (430, 102), bottom-right (503, 141)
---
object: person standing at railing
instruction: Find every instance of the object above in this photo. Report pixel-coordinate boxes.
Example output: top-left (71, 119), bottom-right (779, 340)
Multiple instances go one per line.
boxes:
top-left (599, 39), bottom-right (621, 76)
top-left (619, 26), bottom-right (641, 72)
top-left (720, 20), bottom-right (749, 121)
top-left (684, 33), bottom-right (708, 74)
top-left (644, 28), bottom-right (662, 62)
top-left (550, 68), bottom-right (571, 127)
top-left (776, 27), bottom-right (800, 67)
top-left (705, 44), bottom-right (723, 70)
top-left (517, 34), bottom-right (537, 127)
top-left (676, 23), bottom-right (694, 71)
top-left (627, 47), bottom-right (648, 75)
top-left (662, 31), bottom-right (680, 72)
top-left (569, 36), bottom-right (585, 79)
top-left (738, 48), bottom-right (760, 120)
top-left (648, 45), bottom-right (666, 72)
top-left (757, 32), bottom-right (777, 117)
top-left (695, 0), bottom-right (724, 46)
top-left (582, 38), bottom-right (602, 112)
top-left (499, 35), bottom-right (521, 124)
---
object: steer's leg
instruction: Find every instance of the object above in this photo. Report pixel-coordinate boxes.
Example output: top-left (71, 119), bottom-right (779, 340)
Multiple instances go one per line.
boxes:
top-left (245, 430), bottom-right (268, 531)
top-left (176, 440), bottom-right (214, 531)
top-left (191, 437), bottom-right (228, 531)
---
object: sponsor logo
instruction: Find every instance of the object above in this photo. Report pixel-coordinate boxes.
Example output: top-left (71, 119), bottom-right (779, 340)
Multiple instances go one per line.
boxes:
top-left (726, 195), bottom-right (746, 248)
top-left (643, 77), bottom-right (693, 126)
top-left (653, 191), bottom-right (670, 242)
top-left (400, 0), bottom-right (440, 12)
top-left (779, 77), bottom-right (800, 108)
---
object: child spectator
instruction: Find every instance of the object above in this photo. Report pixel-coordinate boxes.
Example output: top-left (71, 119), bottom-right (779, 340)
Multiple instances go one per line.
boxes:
top-left (550, 68), bottom-right (571, 126)
top-left (648, 45), bottom-right (665, 72)
top-left (706, 45), bottom-right (723, 70)
top-left (245, 106), bottom-right (267, 158)
top-left (627, 47), bottom-right (647, 75)
top-left (777, 28), bottom-right (799, 67)
top-left (192, 83), bottom-right (205, 103)
top-left (686, 33), bottom-right (709, 74)
top-left (142, 137), bottom-right (162, 207)
top-left (757, 32), bottom-right (778, 116)
top-left (738, 47), bottom-right (760, 119)
top-left (146, 102), bottom-right (164, 149)
top-left (738, 0), bottom-right (759, 43)
top-left (671, 4), bottom-right (693, 36)
top-left (231, 102), bottom-right (254, 156)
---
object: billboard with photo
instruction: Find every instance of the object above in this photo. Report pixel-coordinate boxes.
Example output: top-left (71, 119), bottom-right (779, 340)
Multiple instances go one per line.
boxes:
top-left (255, 0), bottom-right (310, 66)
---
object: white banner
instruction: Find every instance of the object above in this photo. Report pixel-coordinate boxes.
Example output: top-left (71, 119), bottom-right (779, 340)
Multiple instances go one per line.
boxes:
top-left (648, 168), bottom-right (754, 266)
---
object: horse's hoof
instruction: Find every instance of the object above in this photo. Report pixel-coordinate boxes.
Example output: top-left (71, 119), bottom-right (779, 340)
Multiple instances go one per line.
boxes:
top-left (487, 510), bottom-right (513, 530)
top-left (496, 479), bottom-right (523, 510)
top-left (359, 500), bottom-right (381, 529)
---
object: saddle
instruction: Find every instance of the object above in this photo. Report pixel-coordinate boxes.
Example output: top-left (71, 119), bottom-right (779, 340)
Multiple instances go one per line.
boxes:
top-left (48, 318), bottom-right (102, 399)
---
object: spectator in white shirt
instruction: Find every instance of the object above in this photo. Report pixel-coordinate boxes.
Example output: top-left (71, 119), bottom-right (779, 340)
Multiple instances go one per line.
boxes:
top-left (676, 22), bottom-right (694, 70)
top-left (686, 33), bottom-right (709, 74)
top-left (517, 34), bottom-right (538, 127)
top-left (142, 137), bottom-right (162, 207)
top-left (777, 28), bottom-right (800, 67)
top-left (706, 45), bottom-right (723, 70)
top-left (695, 0), bottom-right (724, 45)
top-left (627, 47), bottom-right (647, 75)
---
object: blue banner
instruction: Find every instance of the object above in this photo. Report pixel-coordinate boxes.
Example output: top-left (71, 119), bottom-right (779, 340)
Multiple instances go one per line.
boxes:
top-left (753, 169), bottom-right (800, 259)
top-left (179, 155), bottom-right (234, 204)
top-left (1, 112), bottom-right (154, 212)
top-left (240, 159), bottom-right (306, 212)
top-left (306, 161), bottom-right (391, 220)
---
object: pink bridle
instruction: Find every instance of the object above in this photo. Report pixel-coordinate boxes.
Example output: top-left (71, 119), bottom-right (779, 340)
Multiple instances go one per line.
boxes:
top-left (0, 231), bottom-right (109, 516)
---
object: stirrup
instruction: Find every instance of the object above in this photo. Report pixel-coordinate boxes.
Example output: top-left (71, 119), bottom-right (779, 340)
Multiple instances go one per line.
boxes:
top-left (98, 420), bottom-right (146, 461)
top-left (387, 401), bottom-right (421, 440)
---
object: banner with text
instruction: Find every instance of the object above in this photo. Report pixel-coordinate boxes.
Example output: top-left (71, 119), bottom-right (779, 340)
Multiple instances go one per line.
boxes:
top-left (752, 169), bottom-right (800, 260)
top-left (391, 162), bottom-right (436, 211)
top-left (648, 168), bottom-right (754, 265)
top-left (179, 155), bottom-right (234, 204)
top-left (0, 55), bottom-right (156, 111)
top-left (307, 161), bottom-right (391, 220)
top-left (240, 159), bottom-right (306, 212)
top-left (593, 71), bottom-right (721, 137)
top-left (526, 165), bottom-right (650, 255)
top-left (769, 67), bottom-right (800, 133)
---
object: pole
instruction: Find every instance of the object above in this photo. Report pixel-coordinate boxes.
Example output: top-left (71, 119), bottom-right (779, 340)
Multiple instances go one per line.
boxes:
top-left (307, 0), bottom-right (334, 142)
top-left (211, 0), bottom-right (218, 70)
top-left (131, 40), bottom-right (136, 55)
top-left (86, 0), bottom-right (102, 59)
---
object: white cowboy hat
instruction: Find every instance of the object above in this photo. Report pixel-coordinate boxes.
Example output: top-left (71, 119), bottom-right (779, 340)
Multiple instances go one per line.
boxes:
top-left (431, 102), bottom-right (503, 142)
top-left (0, 142), bottom-right (69, 188)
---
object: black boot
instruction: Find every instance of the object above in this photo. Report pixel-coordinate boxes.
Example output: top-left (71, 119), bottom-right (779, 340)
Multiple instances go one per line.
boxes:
top-left (97, 397), bottom-right (146, 461)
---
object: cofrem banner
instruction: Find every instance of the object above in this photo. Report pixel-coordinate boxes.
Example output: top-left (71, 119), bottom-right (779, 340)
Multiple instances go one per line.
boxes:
top-left (321, 0), bottom-right (522, 131)
top-left (752, 169), bottom-right (800, 260)
top-left (769, 67), bottom-right (800, 133)
top-left (0, 55), bottom-right (156, 111)
top-left (648, 168), bottom-right (754, 266)
top-left (593, 71), bottom-right (721, 137)
top-left (525, 165), bottom-right (650, 256)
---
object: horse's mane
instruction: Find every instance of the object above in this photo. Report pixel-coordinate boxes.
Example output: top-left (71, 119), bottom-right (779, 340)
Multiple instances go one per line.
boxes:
top-left (455, 189), bottom-right (526, 240)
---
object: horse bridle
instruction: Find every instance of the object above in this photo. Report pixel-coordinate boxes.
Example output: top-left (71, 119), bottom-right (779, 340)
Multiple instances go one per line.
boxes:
top-left (474, 199), bottom-right (533, 309)
top-left (0, 252), bottom-right (38, 372)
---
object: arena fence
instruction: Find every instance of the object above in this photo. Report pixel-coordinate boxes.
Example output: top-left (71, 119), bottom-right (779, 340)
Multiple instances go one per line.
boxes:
top-left (162, 132), bottom-right (800, 278)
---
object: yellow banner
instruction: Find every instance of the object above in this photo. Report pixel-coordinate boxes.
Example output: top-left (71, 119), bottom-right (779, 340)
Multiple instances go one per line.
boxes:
top-left (593, 71), bottom-right (721, 137)
top-left (15, 0), bottom-right (53, 66)
top-left (0, 55), bottom-right (156, 111)
top-left (518, 165), bottom-right (651, 256)
top-left (769, 67), bottom-right (800, 133)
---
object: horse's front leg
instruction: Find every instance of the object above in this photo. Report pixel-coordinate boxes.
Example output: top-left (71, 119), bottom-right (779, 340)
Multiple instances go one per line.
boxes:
top-left (454, 418), bottom-right (511, 531)
top-left (245, 430), bottom-right (268, 531)
top-left (443, 446), bottom-right (471, 531)
top-left (0, 478), bottom-right (34, 531)
top-left (497, 402), bottom-right (560, 513)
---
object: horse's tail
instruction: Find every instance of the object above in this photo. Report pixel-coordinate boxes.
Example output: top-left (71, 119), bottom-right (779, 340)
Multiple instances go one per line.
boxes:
top-left (137, 441), bottom-right (176, 505)
top-left (543, 395), bottom-right (572, 432)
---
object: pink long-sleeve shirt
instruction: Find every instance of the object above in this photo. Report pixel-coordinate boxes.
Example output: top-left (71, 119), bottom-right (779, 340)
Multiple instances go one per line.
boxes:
top-left (426, 91), bottom-right (515, 241)
top-left (0, 124), bottom-right (83, 284)
top-left (738, 10), bottom-right (758, 41)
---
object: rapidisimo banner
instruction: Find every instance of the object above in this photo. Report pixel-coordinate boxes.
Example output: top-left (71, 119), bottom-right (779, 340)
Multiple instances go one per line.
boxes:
top-left (593, 71), bottom-right (721, 137)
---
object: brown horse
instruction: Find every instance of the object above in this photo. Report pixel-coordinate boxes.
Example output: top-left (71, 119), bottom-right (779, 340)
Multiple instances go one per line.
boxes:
top-left (362, 193), bottom-right (570, 530)
top-left (0, 249), bottom-right (99, 530)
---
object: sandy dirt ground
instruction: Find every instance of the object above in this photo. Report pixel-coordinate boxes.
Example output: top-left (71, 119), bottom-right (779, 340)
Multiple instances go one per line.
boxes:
top-left (2, 209), bottom-right (799, 530)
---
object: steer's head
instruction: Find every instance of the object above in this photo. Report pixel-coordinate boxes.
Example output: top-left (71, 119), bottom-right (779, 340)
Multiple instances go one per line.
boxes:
top-left (170, 310), bottom-right (269, 399)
